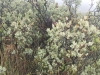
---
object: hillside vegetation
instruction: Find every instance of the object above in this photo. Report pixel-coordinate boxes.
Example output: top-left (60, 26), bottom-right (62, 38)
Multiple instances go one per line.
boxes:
top-left (0, 0), bottom-right (100, 75)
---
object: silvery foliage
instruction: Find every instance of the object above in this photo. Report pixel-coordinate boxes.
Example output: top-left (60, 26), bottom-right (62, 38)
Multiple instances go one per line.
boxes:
top-left (35, 17), bottom-right (100, 74)
top-left (0, 66), bottom-right (6, 74)
top-left (1, 0), bottom-right (34, 54)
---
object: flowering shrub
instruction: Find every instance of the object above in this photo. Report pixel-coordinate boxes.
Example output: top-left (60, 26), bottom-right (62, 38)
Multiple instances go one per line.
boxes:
top-left (35, 18), bottom-right (100, 74)
top-left (0, 0), bottom-right (100, 75)
top-left (0, 0), bottom-right (39, 74)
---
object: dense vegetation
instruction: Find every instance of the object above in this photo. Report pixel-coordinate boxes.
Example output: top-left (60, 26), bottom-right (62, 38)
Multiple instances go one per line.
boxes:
top-left (0, 0), bottom-right (100, 75)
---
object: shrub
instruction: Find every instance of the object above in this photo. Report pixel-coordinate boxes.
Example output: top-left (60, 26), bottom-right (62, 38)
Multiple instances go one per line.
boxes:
top-left (35, 18), bottom-right (100, 75)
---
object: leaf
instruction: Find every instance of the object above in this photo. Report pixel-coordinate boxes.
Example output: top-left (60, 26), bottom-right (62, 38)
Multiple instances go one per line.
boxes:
top-left (2, 67), bottom-right (6, 72)
top-left (71, 51), bottom-right (77, 57)
top-left (15, 31), bottom-right (22, 38)
top-left (23, 48), bottom-right (33, 55)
